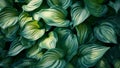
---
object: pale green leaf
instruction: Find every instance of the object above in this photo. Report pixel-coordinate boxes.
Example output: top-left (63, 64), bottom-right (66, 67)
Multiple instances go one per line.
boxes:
top-left (47, 0), bottom-right (72, 9)
top-left (19, 12), bottom-right (33, 28)
top-left (38, 31), bottom-right (58, 49)
top-left (22, 0), bottom-right (43, 11)
top-left (78, 44), bottom-right (110, 67)
top-left (94, 22), bottom-right (117, 44)
top-left (21, 20), bottom-right (45, 41)
top-left (33, 7), bottom-right (70, 27)
top-left (0, 7), bottom-right (19, 29)
top-left (36, 48), bottom-right (66, 68)
top-left (71, 2), bottom-right (90, 26)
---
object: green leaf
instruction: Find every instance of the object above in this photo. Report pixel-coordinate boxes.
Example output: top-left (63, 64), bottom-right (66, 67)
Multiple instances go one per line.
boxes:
top-left (38, 31), bottom-right (58, 49)
top-left (0, 7), bottom-right (19, 29)
top-left (71, 2), bottom-right (90, 26)
top-left (47, 0), bottom-right (72, 9)
top-left (109, 0), bottom-right (120, 13)
top-left (95, 57), bottom-right (111, 68)
top-left (22, 0), bottom-right (43, 11)
top-left (12, 58), bottom-right (35, 68)
top-left (94, 22), bottom-right (117, 44)
top-left (55, 28), bottom-right (78, 62)
top-left (36, 48), bottom-right (66, 68)
top-left (76, 23), bottom-right (90, 44)
top-left (8, 37), bottom-right (34, 56)
top-left (1, 25), bottom-right (19, 41)
top-left (77, 44), bottom-right (110, 67)
top-left (33, 7), bottom-right (70, 27)
top-left (19, 12), bottom-right (33, 28)
top-left (21, 20), bottom-right (45, 41)
top-left (113, 59), bottom-right (120, 68)
top-left (84, 0), bottom-right (108, 17)
top-left (26, 44), bottom-right (43, 60)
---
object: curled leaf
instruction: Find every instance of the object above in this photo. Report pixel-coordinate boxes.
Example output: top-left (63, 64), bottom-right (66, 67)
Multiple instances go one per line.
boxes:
top-left (33, 7), bottom-right (70, 27)
top-left (36, 48), bottom-right (66, 68)
top-left (38, 31), bottom-right (58, 49)
top-left (22, 0), bottom-right (43, 11)
top-left (8, 37), bottom-right (34, 56)
top-left (77, 44), bottom-right (110, 67)
top-left (76, 23), bottom-right (90, 44)
top-left (19, 12), bottom-right (33, 28)
top-left (71, 2), bottom-right (90, 26)
top-left (55, 28), bottom-right (78, 62)
top-left (21, 20), bottom-right (45, 41)
top-left (0, 7), bottom-right (19, 29)
top-left (94, 22), bottom-right (117, 44)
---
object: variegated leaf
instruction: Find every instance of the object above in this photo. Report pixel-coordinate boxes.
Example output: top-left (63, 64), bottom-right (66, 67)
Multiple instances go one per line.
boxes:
top-left (22, 0), bottom-right (43, 11)
top-left (33, 7), bottom-right (70, 27)
top-left (71, 2), bottom-right (90, 26)
top-left (20, 20), bottom-right (45, 41)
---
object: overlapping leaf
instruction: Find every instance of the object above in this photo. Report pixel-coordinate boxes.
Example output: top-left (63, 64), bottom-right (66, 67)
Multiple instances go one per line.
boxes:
top-left (94, 21), bottom-right (117, 44)
top-left (8, 37), bottom-right (34, 56)
top-left (84, 0), bottom-right (108, 17)
top-left (21, 20), bottom-right (45, 41)
top-left (0, 7), bottom-right (19, 29)
top-left (36, 48), bottom-right (66, 68)
top-left (109, 0), bottom-right (120, 13)
top-left (76, 23), bottom-right (90, 44)
top-left (47, 0), bottom-right (72, 9)
top-left (22, 0), bottom-right (43, 11)
top-left (33, 7), bottom-right (70, 27)
top-left (1, 25), bottom-right (19, 41)
top-left (38, 31), bottom-right (58, 49)
top-left (19, 12), bottom-right (33, 28)
top-left (77, 44), bottom-right (110, 68)
top-left (71, 2), bottom-right (90, 26)
top-left (55, 28), bottom-right (78, 62)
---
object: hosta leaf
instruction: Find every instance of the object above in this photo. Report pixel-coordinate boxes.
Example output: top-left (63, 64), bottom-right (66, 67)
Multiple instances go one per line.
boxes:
top-left (47, 0), bottom-right (72, 9)
top-left (95, 58), bottom-right (111, 68)
top-left (36, 48), bottom-right (66, 68)
top-left (26, 44), bottom-right (43, 60)
top-left (22, 0), bottom-right (43, 11)
top-left (0, 7), bottom-right (19, 29)
top-left (113, 59), bottom-right (120, 68)
top-left (76, 23), bottom-right (90, 44)
top-left (77, 44), bottom-right (110, 68)
top-left (84, 0), bottom-right (108, 17)
top-left (38, 31), bottom-right (58, 49)
top-left (0, 0), bottom-right (9, 10)
top-left (109, 0), bottom-right (120, 13)
top-left (12, 58), bottom-right (35, 68)
top-left (55, 28), bottom-right (78, 62)
top-left (8, 37), bottom-right (34, 56)
top-left (1, 25), bottom-right (19, 41)
top-left (33, 7), bottom-right (70, 27)
top-left (71, 2), bottom-right (90, 26)
top-left (21, 20), bottom-right (45, 41)
top-left (19, 12), bottom-right (33, 28)
top-left (94, 22), bottom-right (117, 44)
